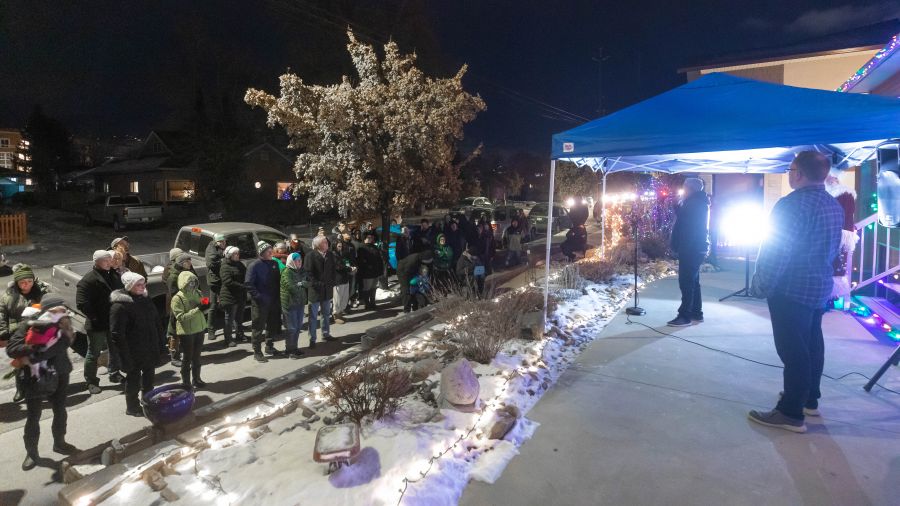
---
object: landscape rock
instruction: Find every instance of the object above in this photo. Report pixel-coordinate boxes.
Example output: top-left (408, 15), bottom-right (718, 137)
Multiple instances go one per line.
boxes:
top-left (440, 359), bottom-right (480, 410)
top-left (301, 405), bottom-right (316, 418)
top-left (488, 406), bottom-right (519, 440)
top-left (519, 311), bottom-right (545, 340)
top-left (410, 358), bottom-right (443, 382)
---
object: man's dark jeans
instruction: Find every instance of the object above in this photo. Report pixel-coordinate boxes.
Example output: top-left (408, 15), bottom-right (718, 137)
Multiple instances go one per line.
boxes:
top-left (767, 294), bottom-right (824, 420)
top-left (677, 252), bottom-right (705, 318)
top-left (250, 300), bottom-right (279, 350)
top-left (24, 374), bottom-right (69, 454)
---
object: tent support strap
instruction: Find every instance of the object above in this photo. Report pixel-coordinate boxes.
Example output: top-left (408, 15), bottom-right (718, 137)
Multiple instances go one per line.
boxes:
top-left (600, 171), bottom-right (607, 259)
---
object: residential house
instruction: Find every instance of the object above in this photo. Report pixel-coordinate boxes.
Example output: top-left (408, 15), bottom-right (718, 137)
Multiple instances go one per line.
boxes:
top-left (679, 18), bottom-right (900, 219)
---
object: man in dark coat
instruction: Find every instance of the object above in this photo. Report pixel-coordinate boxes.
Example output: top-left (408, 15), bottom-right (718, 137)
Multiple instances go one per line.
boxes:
top-left (668, 178), bottom-right (711, 327)
top-left (6, 294), bottom-right (77, 469)
top-left (204, 233), bottom-right (226, 341)
top-left (396, 226), bottom-right (413, 262)
top-left (246, 241), bottom-right (284, 362)
top-left (356, 233), bottom-right (385, 310)
top-left (76, 250), bottom-right (124, 394)
top-left (456, 245), bottom-right (485, 298)
top-left (110, 272), bottom-right (164, 416)
top-left (306, 235), bottom-right (338, 346)
top-left (397, 250), bottom-right (433, 312)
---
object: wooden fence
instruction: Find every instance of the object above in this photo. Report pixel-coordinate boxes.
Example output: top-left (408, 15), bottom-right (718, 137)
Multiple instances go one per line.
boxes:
top-left (0, 213), bottom-right (28, 245)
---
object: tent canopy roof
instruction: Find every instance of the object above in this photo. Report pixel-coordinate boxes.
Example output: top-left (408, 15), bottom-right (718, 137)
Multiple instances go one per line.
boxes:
top-left (551, 73), bottom-right (900, 173)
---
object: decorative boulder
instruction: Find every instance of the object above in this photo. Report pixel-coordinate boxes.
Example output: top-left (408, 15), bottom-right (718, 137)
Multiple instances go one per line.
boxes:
top-left (440, 359), bottom-right (480, 411)
top-left (519, 311), bottom-right (545, 340)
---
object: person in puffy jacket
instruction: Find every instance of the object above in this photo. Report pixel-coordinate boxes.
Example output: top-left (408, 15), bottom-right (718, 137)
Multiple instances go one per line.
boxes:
top-left (166, 253), bottom-right (197, 367)
top-left (6, 294), bottom-right (77, 470)
top-left (0, 264), bottom-right (50, 404)
top-left (246, 241), bottom-right (283, 362)
top-left (433, 233), bottom-right (454, 291)
top-left (204, 233), bottom-right (227, 341)
top-left (171, 271), bottom-right (208, 390)
top-left (219, 246), bottom-right (247, 347)
top-left (110, 272), bottom-right (164, 416)
top-left (280, 252), bottom-right (309, 358)
top-left (332, 238), bottom-right (356, 324)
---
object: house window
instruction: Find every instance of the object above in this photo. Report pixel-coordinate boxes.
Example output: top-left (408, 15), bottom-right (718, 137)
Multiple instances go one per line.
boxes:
top-left (25, 178), bottom-right (32, 186)
top-left (260, 150), bottom-right (270, 161)
top-left (103, 182), bottom-right (110, 193)
top-left (0, 152), bottom-right (12, 169)
top-left (129, 181), bottom-right (139, 193)
top-left (277, 182), bottom-right (299, 200)
top-left (0, 138), bottom-right (9, 148)
top-left (167, 180), bottom-right (195, 201)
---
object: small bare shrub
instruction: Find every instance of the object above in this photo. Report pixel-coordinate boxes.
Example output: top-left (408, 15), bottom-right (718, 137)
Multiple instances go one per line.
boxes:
top-left (321, 354), bottom-right (411, 425)
top-left (577, 258), bottom-right (617, 283)
top-left (433, 287), bottom-right (553, 363)
top-left (640, 233), bottom-right (670, 260)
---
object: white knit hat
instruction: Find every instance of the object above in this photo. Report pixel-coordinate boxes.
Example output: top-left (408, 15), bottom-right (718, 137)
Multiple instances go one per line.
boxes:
top-left (224, 246), bottom-right (240, 259)
top-left (93, 250), bottom-right (113, 262)
top-left (121, 271), bottom-right (145, 291)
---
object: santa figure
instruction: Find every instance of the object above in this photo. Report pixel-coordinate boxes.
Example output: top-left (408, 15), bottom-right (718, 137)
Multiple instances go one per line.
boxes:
top-left (825, 170), bottom-right (857, 309)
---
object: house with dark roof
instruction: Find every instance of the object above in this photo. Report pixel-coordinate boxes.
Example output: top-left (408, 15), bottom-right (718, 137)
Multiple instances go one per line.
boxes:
top-left (73, 131), bottom-right (298, 213)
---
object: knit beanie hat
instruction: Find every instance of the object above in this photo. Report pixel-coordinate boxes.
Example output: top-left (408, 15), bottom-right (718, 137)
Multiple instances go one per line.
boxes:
top-left (214, 233), bottom-right (226, 242)
top-left (93, 250), bottom-right (113, 263)
top-left (257, 241), bottom-right (273, 256)
top-left (121, 271), bottom-right (145, 291)
top-left (13, 264), bottom-right (35, 282)
top-left (176, 253), bottom-right (192, 265)
top-left (224, 246), bottom-right (240, 259)
top-left (287, 252), bottom-right (302, 268)
top-left (169, 247), bottom-right (184, 261)
top-left (39, 294), bottom-right (66, 313)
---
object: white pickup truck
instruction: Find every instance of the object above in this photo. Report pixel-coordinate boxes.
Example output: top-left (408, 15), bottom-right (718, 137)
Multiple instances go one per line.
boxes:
top-left (50, 222), bottom-right (288, 321)
top-left (83, 194), bottom-right (164, 231)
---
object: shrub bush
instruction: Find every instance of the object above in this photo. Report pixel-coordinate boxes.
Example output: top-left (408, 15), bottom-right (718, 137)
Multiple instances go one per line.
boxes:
top-left (321, 354), bottom-right (411, 425)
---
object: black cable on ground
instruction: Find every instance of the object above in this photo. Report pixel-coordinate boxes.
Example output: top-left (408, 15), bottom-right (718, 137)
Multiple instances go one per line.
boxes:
top-left (624, 315), bottom-right (900, 396)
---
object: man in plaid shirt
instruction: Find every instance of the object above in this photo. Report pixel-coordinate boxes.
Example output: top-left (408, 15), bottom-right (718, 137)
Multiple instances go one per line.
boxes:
top-left (749, 151), bottom-right (843, 433)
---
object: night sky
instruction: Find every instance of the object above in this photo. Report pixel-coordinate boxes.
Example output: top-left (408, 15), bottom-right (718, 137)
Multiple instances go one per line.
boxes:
top-left (0, 0), bottom-right (897, 156)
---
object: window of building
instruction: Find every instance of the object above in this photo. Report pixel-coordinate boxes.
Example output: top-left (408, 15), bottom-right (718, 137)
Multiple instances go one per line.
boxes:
top-left (129, 181), bottom-right (139, 193)
top-left (0, 138), bottom-right (9, 148)
top-left (167, 180), bottom-right (195, 201)
top-left (25, 178), bottom-right (32, 186)
top-left (277, 181), bottom-right (299, 200)
top-left (0, 152), bottom-right (12, 169)
top-left (103, 182), bottom-right (110, 193)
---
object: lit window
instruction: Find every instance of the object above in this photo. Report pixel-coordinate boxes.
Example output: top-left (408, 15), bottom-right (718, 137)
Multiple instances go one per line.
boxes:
top-left (0, 152), bottom-right (12, 169)
top-left (129, 181), bottom-right (139, 193)
top-left (0, 138), bottom-right (9, 148)
top-left (103, 183), bottom-right (110, 193)
top-left (166, 180), bottom-right (195, 201)
top-left (25, 178), bottom-right (32, 186)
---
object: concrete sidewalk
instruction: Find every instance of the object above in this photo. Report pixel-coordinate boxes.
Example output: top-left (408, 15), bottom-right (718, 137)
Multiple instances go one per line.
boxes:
top-left (462, 262), bottom-right (900, 506)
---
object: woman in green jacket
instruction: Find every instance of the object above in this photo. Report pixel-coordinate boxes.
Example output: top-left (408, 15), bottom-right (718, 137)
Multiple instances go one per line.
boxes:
top-left (171, 271), bottom-right (208, 390)
top-left (280, 252), bottom-right (309, 358)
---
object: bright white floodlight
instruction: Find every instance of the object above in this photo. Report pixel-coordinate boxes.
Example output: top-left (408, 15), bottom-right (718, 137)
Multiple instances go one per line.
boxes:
top-left (719, 202), bottom-right (768, 247)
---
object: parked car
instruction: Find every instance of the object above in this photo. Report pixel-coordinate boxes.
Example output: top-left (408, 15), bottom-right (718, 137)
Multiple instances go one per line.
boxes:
top-left (84, 194), bottom-right (164, 231)
top-left (528, 203), bottom-right (573, 236)
top-left (490, 205), bottom-right (521, 242)
top-left (450, 197), bottom-right (494, 218)
top-left (50, 222), bottom-right (287, 322)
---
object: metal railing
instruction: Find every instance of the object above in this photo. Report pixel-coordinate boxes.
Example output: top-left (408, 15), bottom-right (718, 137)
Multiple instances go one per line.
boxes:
top-left (851, 212), bottom-right (900, 292)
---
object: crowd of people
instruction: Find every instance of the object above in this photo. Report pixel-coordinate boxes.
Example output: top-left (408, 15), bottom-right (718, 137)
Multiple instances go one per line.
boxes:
top-left (0, 208), bottom-right (544, 471)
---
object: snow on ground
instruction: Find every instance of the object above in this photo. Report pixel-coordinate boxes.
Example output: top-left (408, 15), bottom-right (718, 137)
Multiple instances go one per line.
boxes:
top-left (87, 262), bottom-right (674, 506)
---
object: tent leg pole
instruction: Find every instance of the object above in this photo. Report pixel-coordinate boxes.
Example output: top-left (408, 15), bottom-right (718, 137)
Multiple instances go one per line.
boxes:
top-left (601, 171), bottom-right (607, 259)
top-left (544, 160), bottom-right (557, 326)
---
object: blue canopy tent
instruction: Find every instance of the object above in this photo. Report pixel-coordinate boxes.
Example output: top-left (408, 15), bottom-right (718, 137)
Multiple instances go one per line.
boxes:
top-left (543, 72), bottom-right (900, 315)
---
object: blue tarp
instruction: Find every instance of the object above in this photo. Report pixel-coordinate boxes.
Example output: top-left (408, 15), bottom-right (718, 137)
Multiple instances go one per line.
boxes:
top-left (551, 73), bottom-right (900, 173)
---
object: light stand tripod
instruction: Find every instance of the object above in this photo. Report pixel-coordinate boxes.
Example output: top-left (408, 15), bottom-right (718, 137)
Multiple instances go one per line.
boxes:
top-left (719, 244), bottom-right (756, 302)
top-left (625, 208), bottom-right (645, 316)
top-left (864, 346), bottom-right (900, 392)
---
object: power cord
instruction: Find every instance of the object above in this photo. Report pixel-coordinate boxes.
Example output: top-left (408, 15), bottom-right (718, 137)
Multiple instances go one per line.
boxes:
top-left (624, 315), bottom-right (900, 395)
